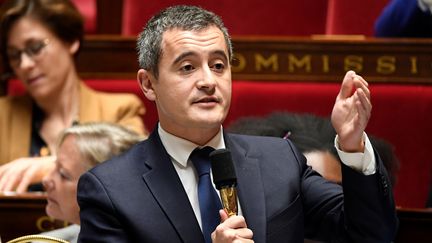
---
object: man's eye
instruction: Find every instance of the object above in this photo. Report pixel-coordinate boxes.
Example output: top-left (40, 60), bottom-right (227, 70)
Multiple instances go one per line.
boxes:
top-left (214, 63), bottom-right (224, 70)
top-left (180, 64), bottom-right (194, 72)
top-left (212, 63), bottom-right (225, 72)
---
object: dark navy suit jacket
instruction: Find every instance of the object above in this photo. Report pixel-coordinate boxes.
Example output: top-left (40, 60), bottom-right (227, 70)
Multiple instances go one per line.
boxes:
top-left (77, 129), bottom-right (397, 242)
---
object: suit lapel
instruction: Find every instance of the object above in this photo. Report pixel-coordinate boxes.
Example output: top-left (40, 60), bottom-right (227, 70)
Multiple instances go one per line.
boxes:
top-left (141, 130), bottom-right (204, 243)
top-left (225, 134), bottom-right (266, 243)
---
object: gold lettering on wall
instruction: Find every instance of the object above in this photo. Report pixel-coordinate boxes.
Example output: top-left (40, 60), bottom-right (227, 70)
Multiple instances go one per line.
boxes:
top-left (232, 52), bottom-right (246, 73)
top-left (228, 50), bottom-right (430, 82)
top-left (410, 56), bottom-right (418, 74)
top-left (344, 55), bottom-right (363, 73)
top-left (377, 56), bottom-right (396, 74)
top-left (255, 53), bottom-right (278, 72)
top-left (322, 55), bottom-right (330, 73)
top-left (288, 54), bottom-right (311, 72)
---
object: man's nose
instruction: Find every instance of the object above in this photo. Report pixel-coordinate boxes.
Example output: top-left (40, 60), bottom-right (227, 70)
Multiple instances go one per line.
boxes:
top-left (197, 66), bottom-right (217, 91)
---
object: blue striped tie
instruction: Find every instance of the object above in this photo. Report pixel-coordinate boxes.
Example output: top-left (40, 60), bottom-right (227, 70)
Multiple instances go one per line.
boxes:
top-left (190, 146), bottom-right (222, 243)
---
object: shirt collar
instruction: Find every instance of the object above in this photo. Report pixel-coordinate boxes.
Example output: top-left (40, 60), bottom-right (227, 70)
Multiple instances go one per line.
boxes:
top-left (158, 123), bottom-right (226, 168)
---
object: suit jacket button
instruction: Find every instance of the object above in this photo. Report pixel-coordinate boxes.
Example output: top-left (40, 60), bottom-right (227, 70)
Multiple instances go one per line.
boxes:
top-left (381, 175), bottom-right (389, 195)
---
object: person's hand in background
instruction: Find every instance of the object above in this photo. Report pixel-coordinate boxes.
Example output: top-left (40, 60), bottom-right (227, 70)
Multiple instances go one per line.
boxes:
top-left (0, 156), bottom-right (56, 193)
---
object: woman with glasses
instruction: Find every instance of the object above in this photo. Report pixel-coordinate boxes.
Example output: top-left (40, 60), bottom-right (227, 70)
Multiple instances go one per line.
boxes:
top-left (0, 0), bottom-right (148, 193)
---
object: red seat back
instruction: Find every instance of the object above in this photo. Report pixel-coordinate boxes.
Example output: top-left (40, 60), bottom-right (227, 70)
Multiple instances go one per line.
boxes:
top-left (71, 0), bottom-right (97, 34)
top-left (326, 0), bottom-right (389, 36)
top-left (122, 0), bottom-right (328, 36)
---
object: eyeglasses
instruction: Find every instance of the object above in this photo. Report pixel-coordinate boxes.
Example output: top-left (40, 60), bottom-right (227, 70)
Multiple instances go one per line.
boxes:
top-left (6, 38), bottom-right (50, 67)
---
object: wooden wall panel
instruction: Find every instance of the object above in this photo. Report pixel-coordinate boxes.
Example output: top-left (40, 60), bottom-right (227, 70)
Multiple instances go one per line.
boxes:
top-left (0, 193), bottom-right (67, 242)
top-left (2, 36), bottom-right (432, 96)
top-left (74, 36), bottom-right (432, 84)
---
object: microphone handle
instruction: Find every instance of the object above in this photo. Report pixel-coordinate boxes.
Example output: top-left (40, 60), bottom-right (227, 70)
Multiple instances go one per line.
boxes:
top-left (219, 186), bottom-right (238, 217)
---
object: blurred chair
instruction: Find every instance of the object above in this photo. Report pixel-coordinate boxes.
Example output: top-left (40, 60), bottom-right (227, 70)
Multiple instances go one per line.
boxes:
top-left (326, 0), bottom-right (389, 36)
top-left (71, 0), bottom-right (97, 33)
top-left (6, 234), bottom-right (69, 243)
top-left (71, 0), bottom-right (122, 34)
top-left (122, 0), bottom-right (328, 36)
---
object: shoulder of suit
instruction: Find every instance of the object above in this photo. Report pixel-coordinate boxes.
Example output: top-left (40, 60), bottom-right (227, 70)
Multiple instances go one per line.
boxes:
top-left (227, 132), bottom-right (285, 141)
top-left (226, 133), bottom-right (289, 148)
top-left (89, 140), bottom-right (148, 177)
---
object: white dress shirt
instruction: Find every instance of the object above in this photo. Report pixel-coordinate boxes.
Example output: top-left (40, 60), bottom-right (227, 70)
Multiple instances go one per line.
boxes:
top-left (158, 125), bottom-right (240, 230)
top-left (335, 132), bottom-right (376, 175)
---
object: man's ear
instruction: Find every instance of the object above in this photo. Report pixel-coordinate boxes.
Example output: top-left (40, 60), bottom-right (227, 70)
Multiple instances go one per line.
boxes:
top-left (137, 69), bottom-right (156, 101)
top-left (69, 39), bottom-right (80, 55)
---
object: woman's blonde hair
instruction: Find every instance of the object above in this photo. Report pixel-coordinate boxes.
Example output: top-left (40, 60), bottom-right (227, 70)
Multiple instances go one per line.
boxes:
top-left (57, 122), bottom-right (144, 168)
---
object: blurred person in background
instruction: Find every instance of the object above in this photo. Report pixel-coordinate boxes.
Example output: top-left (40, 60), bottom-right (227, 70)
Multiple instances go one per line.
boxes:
top-left (228, 112), bottom-right (400, 186)
top-left (42, 122), bottom-right (143, 243)
top-left (0, 0), bottom-right (147, 193)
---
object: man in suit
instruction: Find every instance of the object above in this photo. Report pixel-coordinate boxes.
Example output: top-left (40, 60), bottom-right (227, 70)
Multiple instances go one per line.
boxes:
top-left (77, 5), bottom-right (398, 243)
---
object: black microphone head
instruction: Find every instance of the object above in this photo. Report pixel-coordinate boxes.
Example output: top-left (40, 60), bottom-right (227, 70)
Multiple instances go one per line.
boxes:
top-left (210, 149), bottom-right (237, 190)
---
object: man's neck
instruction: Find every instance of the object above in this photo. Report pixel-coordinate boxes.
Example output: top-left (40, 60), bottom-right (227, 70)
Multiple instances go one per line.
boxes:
top-left (159, 124), bottom-right (221, 146)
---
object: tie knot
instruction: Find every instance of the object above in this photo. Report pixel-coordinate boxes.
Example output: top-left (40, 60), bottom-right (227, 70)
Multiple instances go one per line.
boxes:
top-left (190, 146), bottom-right (214, 176)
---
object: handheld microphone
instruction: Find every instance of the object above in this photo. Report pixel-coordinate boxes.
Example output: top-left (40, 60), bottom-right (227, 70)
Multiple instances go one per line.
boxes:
top-left (209, 149), bottom-right (238, 217)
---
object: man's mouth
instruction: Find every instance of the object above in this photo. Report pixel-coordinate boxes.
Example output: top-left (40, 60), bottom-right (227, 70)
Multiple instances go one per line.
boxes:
top-left (193, 96), bottom-right (219, 104)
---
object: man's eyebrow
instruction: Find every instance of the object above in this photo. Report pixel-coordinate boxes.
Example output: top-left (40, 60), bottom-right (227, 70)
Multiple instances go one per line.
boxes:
top-left (173, 51), bottom-right (196, 65)
top-left (172, 50), bottom-right (229, 65)
top-left (212, 50), bottom-right (229, 62)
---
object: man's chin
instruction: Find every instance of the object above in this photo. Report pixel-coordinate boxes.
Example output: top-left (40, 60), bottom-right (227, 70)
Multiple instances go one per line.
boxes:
top-left (195, 116), bottom-right (225, 128)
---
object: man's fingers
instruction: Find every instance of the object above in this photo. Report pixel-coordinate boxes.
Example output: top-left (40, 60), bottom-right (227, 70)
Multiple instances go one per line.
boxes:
top-left (354, 74), bottom-right (368, 88)
top-left (355, 89), bottom-right (372, 124)
top-left (212, 228), bottom-right (254, 243)
top-left (219, 209), bottom-right (229, 223)
top-left (233, 227), bottom-right (254, 239)
top-left (360, 88), bottom-right (372, 113)
top-left (353, 75), bottom-right (371, 101)
top-left (339, 71), bottom-right (371, 102)
top-left (220, 215), bottom-right (248, 229)
top-left (339, 71), bottom-right (356, 100)
top-left (213, 215), bottom-right (251, 240)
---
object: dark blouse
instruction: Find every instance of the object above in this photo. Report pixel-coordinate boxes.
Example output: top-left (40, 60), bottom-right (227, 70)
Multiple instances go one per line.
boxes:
top-left (30, 102), bottom-right (49, 158)
top-left (27, 103), bottom-right (48, 191)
